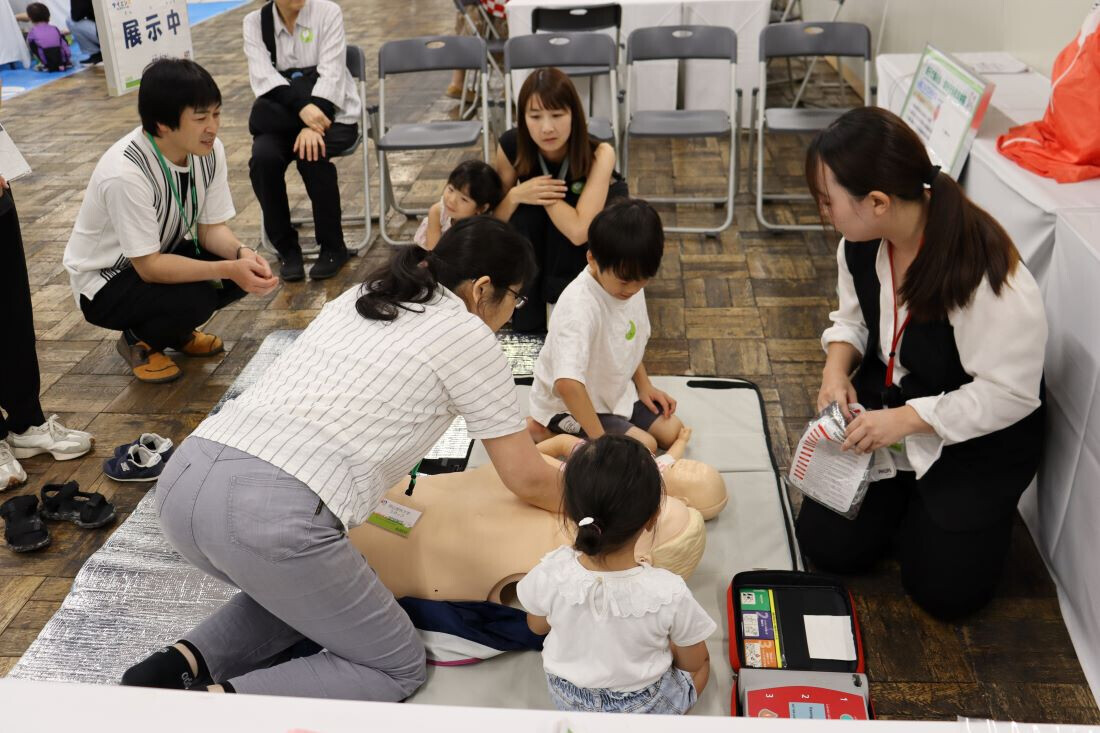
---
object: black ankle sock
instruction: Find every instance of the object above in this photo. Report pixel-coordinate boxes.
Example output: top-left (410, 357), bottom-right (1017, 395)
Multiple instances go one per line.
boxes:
top-left (176, 638), bottom-right (211, 681)
top-left (221, 681), bottom-right (235, 693)
top-left (121, 645), bottom-right (200, 690)
top-left (123, 329), bottom-right (139, 346)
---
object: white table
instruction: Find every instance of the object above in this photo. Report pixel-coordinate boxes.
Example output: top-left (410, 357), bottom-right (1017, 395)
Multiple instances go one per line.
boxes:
top-left (0, 0), bottom-right (31, 68)
top-left (1022, 207), bottom-right (1100, 711)
top-left (877, 52), bottom-right (1100, 288)
top-left (506, 0), bottom-right (768, 125)
top-left (0, 677), bottom-right (1090, 731)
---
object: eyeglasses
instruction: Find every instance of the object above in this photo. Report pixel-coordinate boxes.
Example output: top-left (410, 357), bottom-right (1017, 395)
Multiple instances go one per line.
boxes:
top-left (507, 287), bottom-right (528, 309)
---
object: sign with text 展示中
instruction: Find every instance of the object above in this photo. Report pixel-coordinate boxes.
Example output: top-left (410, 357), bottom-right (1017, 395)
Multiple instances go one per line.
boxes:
top-left (900, 45), bottom-right (994, 179)
top-left (92, 0), bottom-right (194, 96)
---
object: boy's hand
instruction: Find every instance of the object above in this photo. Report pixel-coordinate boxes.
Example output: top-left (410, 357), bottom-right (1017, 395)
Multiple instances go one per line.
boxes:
top-left (638, 383), bottom-right (677, 419)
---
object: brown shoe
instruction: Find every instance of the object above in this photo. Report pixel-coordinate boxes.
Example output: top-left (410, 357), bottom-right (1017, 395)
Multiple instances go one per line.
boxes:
top-left (116, 335), bottom-right (181, 383)
top-left (176, 330), bottom-right (224, 357)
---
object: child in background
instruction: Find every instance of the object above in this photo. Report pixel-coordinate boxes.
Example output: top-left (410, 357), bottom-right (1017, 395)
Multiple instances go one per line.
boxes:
top-left (25, 3), bottom-right (72, 72)
top-left (527, 198), bottom-right (683, 452)
top-left (517, 435), bottom-right (715, 714)
top-left (414, 160), bottom-right (503, 250)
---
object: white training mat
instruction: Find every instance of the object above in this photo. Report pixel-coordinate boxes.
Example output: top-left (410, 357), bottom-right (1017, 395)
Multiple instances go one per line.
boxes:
top-left (421, 376), bottom-right (800, 715)
top-left (11, 331), bottom-right (798, 717)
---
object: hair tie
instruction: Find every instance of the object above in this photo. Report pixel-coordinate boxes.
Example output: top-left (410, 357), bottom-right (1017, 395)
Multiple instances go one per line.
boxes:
top-left (924, 165), bottom-right (941, 187)
top-left (578, 516), bottom-right (601, 535)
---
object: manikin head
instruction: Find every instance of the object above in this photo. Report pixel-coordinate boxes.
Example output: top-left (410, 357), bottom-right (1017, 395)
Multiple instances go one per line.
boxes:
top-left (663, 458), bottom-right (727, 520)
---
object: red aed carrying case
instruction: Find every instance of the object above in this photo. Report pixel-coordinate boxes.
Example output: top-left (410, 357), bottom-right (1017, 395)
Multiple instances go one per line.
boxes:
top-left (726, 570), bottom-right (871, 718)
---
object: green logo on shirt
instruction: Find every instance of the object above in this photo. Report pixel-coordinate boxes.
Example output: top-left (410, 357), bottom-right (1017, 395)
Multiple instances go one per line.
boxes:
top-left (570, 180), bottom-right (585, 195)
top-left (300, 27), bottom-right (314, 43)
top-left (625, 320), bottom-right (636, 341)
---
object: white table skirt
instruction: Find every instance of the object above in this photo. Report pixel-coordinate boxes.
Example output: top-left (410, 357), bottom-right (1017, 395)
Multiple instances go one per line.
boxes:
top-left (0, 0), bottom-right (31, 67)
top-left (1020, 208), bottom-right (1100, 707)
top-left (506, 0), bottom-right (768, 126)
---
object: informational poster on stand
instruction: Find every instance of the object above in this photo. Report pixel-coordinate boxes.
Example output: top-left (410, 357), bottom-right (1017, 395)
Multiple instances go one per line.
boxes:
top-left (91, 0), bottom-right (194, 96)
top-left (900, 45), bottom-right (994, 179)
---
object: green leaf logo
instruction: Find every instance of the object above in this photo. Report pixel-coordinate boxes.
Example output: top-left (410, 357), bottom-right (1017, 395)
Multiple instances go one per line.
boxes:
top-left (571, 180), bottom-right (585, 195)
top-left (625, 320), bottom-right (636, 340)
top-left (300, 28), bottom-right (314, 43)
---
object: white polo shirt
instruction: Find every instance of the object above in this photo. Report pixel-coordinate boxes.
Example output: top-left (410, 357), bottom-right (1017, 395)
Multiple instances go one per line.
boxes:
top-left (193, 284), bottom-right (527, 528)
top-left (242, 0), bottom-right (361, 126)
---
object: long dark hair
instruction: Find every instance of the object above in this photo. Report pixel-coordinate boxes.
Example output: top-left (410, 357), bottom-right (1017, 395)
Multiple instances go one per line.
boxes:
top-left (806, 107), bottom-right (1019, 322)
top-left (562, 435), bottom-right (662, 558)
top-left (356, 217), bottom-right (537, 321)
top-left (514, 67), bottom-right (597, 180)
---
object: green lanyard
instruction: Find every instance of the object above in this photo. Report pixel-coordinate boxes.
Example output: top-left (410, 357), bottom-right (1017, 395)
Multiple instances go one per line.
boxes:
top-left (405, 460), bottom-right (422, 496)
top-left (146, 132), bottom-right (202, 255)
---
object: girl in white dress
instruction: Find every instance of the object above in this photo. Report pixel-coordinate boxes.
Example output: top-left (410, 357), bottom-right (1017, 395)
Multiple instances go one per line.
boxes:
top-left (517, 435), bottom-right (716, 714)
top-left (414, 160), bottom-right (503, 249)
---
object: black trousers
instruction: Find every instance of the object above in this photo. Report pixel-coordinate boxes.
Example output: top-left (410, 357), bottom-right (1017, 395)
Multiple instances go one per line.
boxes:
top-left (795, 472), bottom-right (1015, 621)
top-left (249, 122), bottom-right (358, 260)
top-left (0, 190), bottom-right (45, 439)
top-left (79, 247), bottom-right (246, 352)
top-left (507, 203), bottom-right (589, 333)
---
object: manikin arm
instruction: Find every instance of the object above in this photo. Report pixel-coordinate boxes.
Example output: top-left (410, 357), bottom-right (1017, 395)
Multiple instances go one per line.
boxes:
top-left (665, 426), bottom-right (692, 460)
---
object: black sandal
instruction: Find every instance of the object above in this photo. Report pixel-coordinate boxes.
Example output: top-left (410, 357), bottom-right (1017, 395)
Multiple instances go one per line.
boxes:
top-left (1, 495), bottom-right (51, 552)
top-left (40, 482), bottom-right (116, 529)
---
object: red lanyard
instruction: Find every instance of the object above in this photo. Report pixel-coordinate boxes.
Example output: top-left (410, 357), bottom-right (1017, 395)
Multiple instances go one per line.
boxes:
top-left (885, 241), bottom-right (912, 388)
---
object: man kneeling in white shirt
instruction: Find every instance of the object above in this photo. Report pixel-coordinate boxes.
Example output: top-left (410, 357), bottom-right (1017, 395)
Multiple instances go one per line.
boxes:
top-left (64, 58), bottom-right (279, 384)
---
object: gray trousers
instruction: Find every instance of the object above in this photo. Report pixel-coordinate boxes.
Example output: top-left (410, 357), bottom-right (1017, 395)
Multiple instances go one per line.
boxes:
top-left (154, 437), bottom-right (426, 700)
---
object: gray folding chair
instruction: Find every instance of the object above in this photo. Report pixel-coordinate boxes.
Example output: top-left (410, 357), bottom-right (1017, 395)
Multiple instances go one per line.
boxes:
top-left (504, 32), bottom-right (619, 147)
top-left (452, 0), bottom-right (506, 120)
top-left (622, 25), bottom-right (738, 235)
top-left (750, 21), bottom-right (871, 231)
top-left (531, 4), bottom-right (622, 119)
top-left (376, 35), bottom-right (490, 245)
top-left (259, 44), bottom-right (372, 257)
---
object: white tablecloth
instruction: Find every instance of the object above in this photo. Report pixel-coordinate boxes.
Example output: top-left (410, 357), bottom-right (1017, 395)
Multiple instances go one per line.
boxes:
top-left (0, 0), bottom-right (31, 67)
top-left (877, 52), bottom-right (1100, 287)
top-left (1022, 208), bottom-right (1100, 707)
top-left (506, 0), bottom-right (768, 125)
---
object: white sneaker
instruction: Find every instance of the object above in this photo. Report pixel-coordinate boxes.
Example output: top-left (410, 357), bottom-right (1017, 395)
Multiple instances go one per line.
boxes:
top-left (0, 439), bottom-right (27, 490)
top-left (9, 415), bottom-right (95, 461)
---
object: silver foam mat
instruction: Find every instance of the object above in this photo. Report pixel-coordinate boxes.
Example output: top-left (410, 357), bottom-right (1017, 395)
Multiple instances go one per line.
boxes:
top-left (10, 329), bottom-right (547, 684)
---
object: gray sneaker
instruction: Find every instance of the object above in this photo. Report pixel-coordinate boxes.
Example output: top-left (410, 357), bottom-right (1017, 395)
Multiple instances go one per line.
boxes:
top-left (0, 440), bottom-right (27, 490)
top-left (9, 415), bottom-right (95, 461)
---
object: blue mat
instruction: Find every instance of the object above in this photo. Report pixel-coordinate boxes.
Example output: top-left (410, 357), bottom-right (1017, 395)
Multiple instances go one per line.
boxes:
top-left (0, 1), bottom-right (248, 100)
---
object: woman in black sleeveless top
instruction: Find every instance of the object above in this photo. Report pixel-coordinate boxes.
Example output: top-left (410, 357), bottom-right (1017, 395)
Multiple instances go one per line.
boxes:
top-left (494, 67), bottom-right (628, 332)
top-left (798, 107), bottom-right (1046, 620)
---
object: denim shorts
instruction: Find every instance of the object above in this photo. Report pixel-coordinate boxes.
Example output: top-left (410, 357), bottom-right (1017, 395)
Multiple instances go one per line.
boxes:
top-left (546, 666), bottom-right (697, 714)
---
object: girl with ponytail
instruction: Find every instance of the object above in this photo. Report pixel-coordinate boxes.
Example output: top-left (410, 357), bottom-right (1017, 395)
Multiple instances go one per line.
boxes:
top-left (798, 106), bottom-right (1046, 621)
top-left (516, 435), bottom-right (715, 714)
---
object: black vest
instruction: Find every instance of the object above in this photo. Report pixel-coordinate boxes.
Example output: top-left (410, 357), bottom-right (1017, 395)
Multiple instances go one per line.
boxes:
top-left (844, 240), bottom-right (1043, 529)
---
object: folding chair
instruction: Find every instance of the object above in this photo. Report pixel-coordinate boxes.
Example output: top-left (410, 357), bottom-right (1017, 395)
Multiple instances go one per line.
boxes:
top-left (452, 0), bottom-right (506, 120)
top-left (376, 35), bottom-right (490, 245)
top-left (750, 21), bottom-right (871, 231)
top-left (504, 32), bottom-right (619, 147)
top-left (621, 26), bottom-right (738, 236)
top-left (530, 4), bottom-right (622, 119)
top-left (259, 45), bottom-right (372, 256)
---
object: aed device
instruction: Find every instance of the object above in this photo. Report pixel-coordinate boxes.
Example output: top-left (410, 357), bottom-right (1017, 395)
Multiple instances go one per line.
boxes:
top-left (727, 570), bottom-right (872, 718)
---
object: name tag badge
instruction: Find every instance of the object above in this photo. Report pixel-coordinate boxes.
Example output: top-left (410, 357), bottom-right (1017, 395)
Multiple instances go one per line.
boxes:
top-left (366, 498), bottom-right (422, 537)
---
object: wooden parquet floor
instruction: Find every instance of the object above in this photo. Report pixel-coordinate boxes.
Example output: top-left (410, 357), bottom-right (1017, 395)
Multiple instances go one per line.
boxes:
top-left (0, 0), bottom-right (1096, 723)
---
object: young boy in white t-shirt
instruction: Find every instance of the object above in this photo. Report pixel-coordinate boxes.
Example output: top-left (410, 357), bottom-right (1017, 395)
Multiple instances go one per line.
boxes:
top-left (528, 199), bottom-right (684, 452)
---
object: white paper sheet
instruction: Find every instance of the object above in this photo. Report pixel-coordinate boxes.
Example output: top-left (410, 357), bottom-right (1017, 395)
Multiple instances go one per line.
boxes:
top-left (804, 615), bottom-right (857, 661)
top-left (0, 121), bottom-right (31, 181)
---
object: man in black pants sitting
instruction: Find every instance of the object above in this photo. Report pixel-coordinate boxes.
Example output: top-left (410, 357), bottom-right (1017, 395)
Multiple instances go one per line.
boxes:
top-left (243, 0), bottom-right (361, 281)
top-left (63, 59), bottom-right (279, 384)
